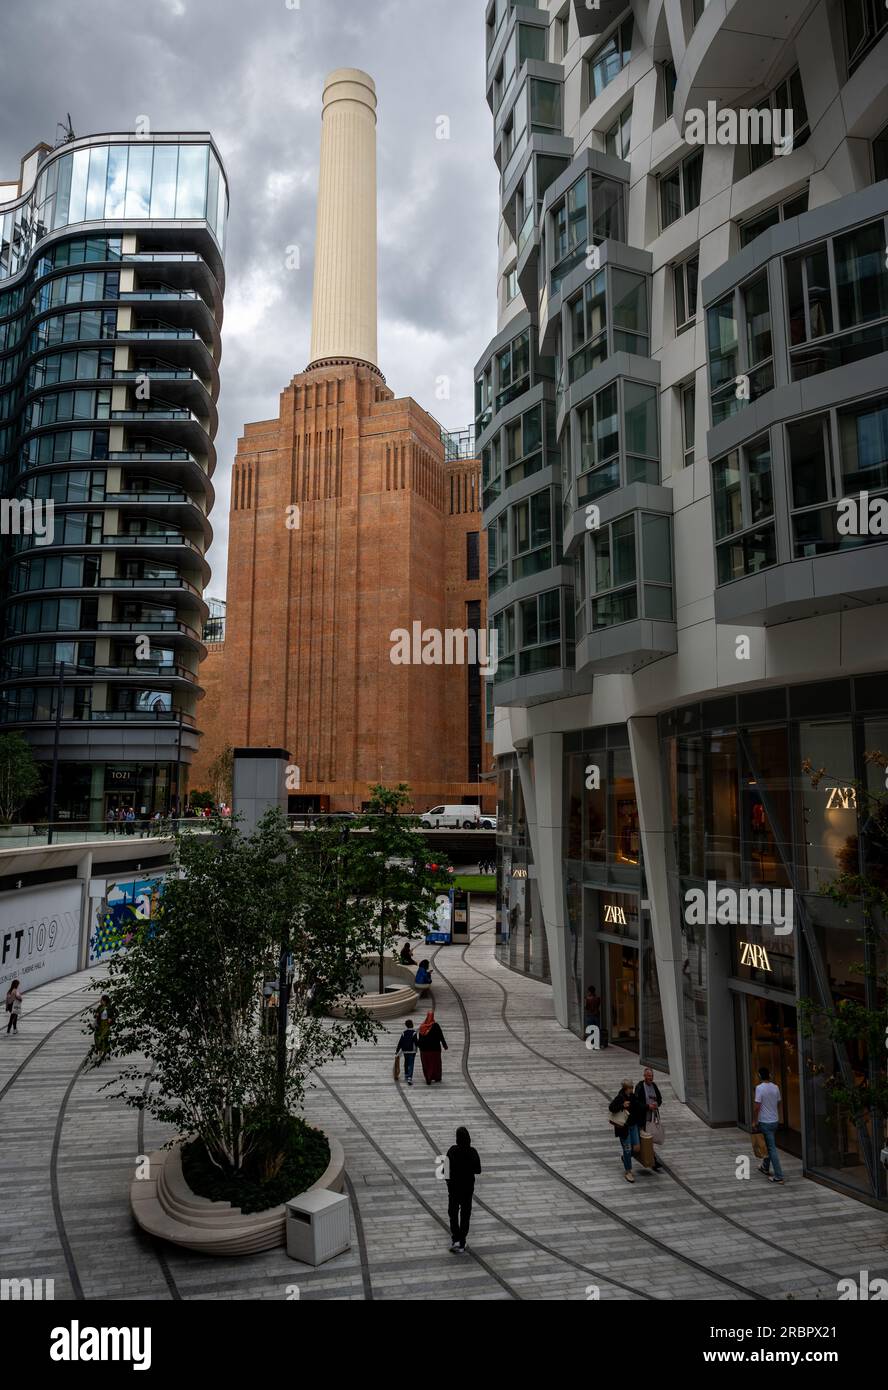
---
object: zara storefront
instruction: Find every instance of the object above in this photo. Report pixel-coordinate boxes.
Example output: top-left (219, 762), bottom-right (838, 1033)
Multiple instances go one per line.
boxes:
top-left (495, 672), bottom-right (888, 1206)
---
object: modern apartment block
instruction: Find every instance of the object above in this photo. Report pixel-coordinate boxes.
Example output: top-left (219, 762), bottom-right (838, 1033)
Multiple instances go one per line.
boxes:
top-left (192, 72), bottom-right (493, 813)
top-left (478, 0), bottom-right (888, 1203)
top-left (0, 133), bottom-right (228, 824)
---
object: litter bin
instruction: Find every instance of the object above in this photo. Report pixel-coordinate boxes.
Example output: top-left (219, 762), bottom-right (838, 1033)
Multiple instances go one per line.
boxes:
top-left (285, 1189), bottom-right (350, 1265)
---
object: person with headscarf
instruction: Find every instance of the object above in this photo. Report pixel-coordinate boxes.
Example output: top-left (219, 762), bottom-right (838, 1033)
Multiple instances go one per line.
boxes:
top-left (445, 1125), bottom-right (481, 1253)
top-left (416, 1010), bottom-right (448, 1084)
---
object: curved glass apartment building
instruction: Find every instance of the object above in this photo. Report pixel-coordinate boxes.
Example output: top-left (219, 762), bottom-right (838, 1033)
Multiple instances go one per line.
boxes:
top-left (479, 0), bottom-right (888, 1204)
top-left (0, 133), bottom-right (227, 824)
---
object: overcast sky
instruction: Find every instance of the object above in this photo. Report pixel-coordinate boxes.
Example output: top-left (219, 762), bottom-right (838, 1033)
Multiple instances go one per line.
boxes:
top-left (1, 0), bottom-right (499, 597)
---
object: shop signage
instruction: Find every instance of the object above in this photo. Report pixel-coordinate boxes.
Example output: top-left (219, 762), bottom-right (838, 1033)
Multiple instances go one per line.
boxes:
top-left (825, 786), bottom-right (857, 810)
top-left (1, 883), bottom-right (82, 991)
top-left (739, 940), bottom-right (772, 971)
top-left (603, 903), bottom-right (628, 926)
top-left (512, 867), bottom-right (527, 878)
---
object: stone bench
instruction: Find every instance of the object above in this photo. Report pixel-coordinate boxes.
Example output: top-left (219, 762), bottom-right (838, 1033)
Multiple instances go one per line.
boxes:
top-left (329, 957), bottom-right (421, 1020)
top-left (130, 1132), bottom-right (345, 1256)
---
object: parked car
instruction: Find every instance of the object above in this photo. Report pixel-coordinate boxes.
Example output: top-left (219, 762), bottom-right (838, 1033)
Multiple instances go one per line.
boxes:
top-left (479, 813), bottom-right (497, 830)
top-left (421, 804), bottom-right (483, 829)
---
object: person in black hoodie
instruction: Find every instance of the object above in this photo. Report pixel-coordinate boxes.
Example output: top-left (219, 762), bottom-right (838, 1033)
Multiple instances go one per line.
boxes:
top-left (445, 1126), bottom-right (481, 1253)
top-left (608, 1078), bottom-right (646, 1183)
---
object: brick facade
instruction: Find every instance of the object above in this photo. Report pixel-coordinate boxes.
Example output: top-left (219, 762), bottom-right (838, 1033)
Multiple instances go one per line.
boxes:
top-left (191, 360), bottom-right (493, 810)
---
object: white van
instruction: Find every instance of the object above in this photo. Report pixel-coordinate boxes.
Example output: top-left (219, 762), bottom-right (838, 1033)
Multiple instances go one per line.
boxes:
top-left (421, 804), bottom-right (484, 829)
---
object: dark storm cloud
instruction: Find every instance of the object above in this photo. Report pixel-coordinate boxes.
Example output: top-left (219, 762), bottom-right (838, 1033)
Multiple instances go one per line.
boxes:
top-left (0, 0), bottom-right (498, 595)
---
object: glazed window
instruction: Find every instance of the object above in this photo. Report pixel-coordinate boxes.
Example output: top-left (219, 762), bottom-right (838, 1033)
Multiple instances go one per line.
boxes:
top-left (588, 512), bottom-right (672, 629)
top-left (512, 488), bottom-right (556, 580)
top-left (487, 510), bottom-right (510, 595)
top-left (748, 69), bottom-right (809, 173)
top-left (785, 219), bottom-right (888, 380)
top-left (519, 588), bottom-right (562, 673)
top-left (712, 435), bottom-right (777, 583)
top-left (659, 150), bottom-right (703, 230)
top-left (673, 254), bottom-right (699, 332)
top-left (605, 104), bottom-right (632, 160)
top-left (707, 272), bottom-right (773, 425)
top-left (843, 0), bottom-right (888, 74)
top-left (739, 188), bottom-right (809, 248)
top-left (587, 16), bottom-right (634, 103)
top-left (787, 396), bottom-right (888, 557)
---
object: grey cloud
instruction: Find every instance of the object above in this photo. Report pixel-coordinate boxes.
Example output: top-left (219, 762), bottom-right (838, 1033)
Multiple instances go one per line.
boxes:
top-left (1, 0), bottom-right (499, 597)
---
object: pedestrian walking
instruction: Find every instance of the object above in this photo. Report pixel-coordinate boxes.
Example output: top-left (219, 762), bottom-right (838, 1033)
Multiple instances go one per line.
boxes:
top-left (608, 1078), bottom-right (646, 1182)
top-left (92, 994), bottom-right (114, 1060)
top-left (395, 1018), bottom-right (418, 1085)
top-left (416, 1010), bottom-right (448, 1084)
top-left (5, 980), bottom-right (23, 1034)
top-left (116, 805), bottom-right (126, 832)
top-left (106, 806), bottom-right (117, 836)
top-left (445, 1125), bottom-right (481, 1253)
top-left (753, 1066), bottom-right (785, 1184)
top-left (635, 1066), bottom-right (664, 1171)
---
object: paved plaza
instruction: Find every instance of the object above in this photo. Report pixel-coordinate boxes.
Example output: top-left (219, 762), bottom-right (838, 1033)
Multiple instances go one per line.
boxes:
top-left (2, 908), bottom-right (887, 1302)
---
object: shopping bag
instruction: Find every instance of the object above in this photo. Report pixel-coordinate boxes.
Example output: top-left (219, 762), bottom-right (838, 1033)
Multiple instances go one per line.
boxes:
top-left (648, 1108), bottom-right (666, 1147)
top-left (751, 1130), bottom-right (767, 1160)
top-left (393, 1054), bottom-right (401, 1080)
top-left (638, 1132), bottom-right (655, 1169)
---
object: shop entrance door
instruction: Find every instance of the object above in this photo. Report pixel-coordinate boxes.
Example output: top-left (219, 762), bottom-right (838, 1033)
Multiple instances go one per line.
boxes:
top-left (604, 942), bottom-right (639, 1051)
top-left (743, 996), bottom-right (802, 1156)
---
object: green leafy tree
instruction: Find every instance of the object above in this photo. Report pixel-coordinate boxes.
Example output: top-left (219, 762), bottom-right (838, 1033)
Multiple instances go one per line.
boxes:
top-left (94, 809), bottom-right (380, 1175)
top-left (799, 754), bottom-right (888, 1175)
top-left (0, 732), bottom-right (41, 824)
top-left (350, 783), bottom-right (452, 994)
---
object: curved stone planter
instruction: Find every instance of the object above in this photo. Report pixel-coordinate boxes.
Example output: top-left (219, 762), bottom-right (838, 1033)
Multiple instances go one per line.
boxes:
top-left (329, 957), bottom-right (421, 1020)
top-left (130, 1131), bottom-right (345, 1256)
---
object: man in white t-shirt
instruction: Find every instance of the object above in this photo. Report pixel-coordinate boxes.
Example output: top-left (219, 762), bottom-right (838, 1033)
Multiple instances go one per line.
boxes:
top-left (753, 1066), bottom-right (785, 1183)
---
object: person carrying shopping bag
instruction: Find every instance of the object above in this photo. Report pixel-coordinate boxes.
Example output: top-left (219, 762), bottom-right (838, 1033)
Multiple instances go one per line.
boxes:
top-left (608, 1078), bottom-right (646, 1183)
top-left (635, 1067), bottom-right (665, 1172)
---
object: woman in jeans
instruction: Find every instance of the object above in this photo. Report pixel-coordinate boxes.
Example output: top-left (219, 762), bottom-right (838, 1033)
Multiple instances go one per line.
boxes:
top-left (609, 1078), bottom-right (646, 1183)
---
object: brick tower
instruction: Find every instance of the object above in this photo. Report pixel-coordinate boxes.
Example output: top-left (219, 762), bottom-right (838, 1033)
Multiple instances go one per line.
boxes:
top-left (193, 71), bottom-right (491, 811)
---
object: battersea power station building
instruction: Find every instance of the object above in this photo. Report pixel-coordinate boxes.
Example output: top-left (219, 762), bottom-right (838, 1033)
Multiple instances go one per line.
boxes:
top-left (193, 71), bottom-right (494, 813)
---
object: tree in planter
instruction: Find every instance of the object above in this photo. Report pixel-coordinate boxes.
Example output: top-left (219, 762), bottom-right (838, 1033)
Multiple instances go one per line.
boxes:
top-left (351, 783), bottom-right (453, 995)
top-left (798, 754), bottom-right (888, 1185)
top-left (207, 744), bottom-right (233, 808)
top-left (94, 808), bottom-right (380, 1182)
top-left (0, 733), bottom-right (41, 825)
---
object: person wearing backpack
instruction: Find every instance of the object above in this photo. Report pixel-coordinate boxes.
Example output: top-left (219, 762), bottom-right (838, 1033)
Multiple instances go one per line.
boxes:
top-left (395, 1019), bottom-right (418, 1085)
top-left (5, 980), bottom-right (22, 1034)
